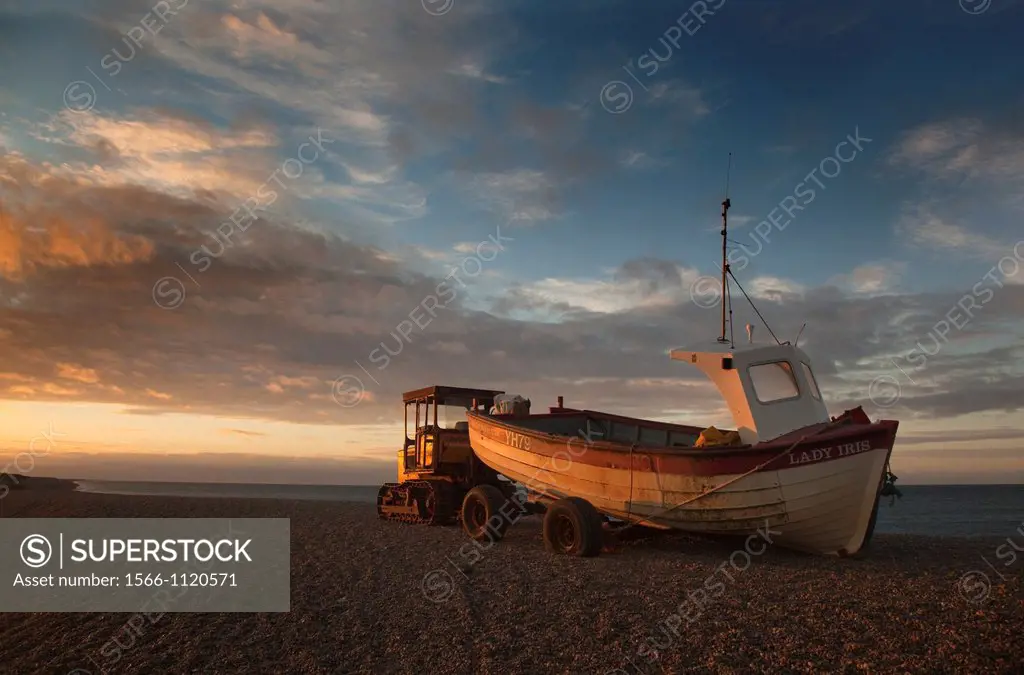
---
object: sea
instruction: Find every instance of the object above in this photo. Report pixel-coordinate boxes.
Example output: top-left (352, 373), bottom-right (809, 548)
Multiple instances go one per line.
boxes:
top-left (72, 481), bottom-right (1024, 539)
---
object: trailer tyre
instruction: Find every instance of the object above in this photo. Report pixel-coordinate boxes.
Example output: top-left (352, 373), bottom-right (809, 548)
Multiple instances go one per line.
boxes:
top-left (543, 497), bottom-right (603, 557)
top-left (461, 485), bottom-right (511, 542)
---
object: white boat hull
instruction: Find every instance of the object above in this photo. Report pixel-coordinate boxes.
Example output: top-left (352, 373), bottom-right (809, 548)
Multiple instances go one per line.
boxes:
top-left (469, 426), bottom-right (891, 556)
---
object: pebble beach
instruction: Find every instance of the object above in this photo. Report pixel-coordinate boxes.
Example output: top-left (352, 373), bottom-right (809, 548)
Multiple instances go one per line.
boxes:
top-left (0, 490), bottom-right (1021, 674)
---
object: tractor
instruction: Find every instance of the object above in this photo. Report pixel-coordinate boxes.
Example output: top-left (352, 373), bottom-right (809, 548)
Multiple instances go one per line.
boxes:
top-left (376, 385), bottom-right (521, 525)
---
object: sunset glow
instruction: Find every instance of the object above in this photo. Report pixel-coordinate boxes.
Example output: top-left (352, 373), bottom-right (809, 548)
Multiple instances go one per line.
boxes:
top-left (1, 0), bottom-right (1021, 485)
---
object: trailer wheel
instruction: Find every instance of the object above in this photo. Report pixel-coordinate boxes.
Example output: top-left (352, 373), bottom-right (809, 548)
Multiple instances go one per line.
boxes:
top-left (461, 485), bottom-right (511, 542)
top-left (543, 497), bottom-right (603, 557)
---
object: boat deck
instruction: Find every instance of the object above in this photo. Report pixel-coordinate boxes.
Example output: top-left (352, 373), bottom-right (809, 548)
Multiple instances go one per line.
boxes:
top-left (489, 409), bottom-right (846, 455)
top-left (495, 409), bottom-right (722, 449)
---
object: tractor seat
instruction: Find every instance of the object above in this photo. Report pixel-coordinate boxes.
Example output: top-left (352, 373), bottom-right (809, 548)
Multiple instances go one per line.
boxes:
top-left (454, 421), bottom-right (469, 432)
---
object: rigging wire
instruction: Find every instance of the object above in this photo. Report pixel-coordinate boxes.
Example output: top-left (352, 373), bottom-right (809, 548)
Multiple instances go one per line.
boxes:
top-left (727, 270), bottom-right (782, 345)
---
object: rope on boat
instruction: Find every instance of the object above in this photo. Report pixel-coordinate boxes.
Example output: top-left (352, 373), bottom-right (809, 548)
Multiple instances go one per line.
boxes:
top-left (618, 431), bottom-right (817, 533)
top-left (880, 461), bottom-right (902, 505)
top-left (626, 442), bottom-right (638, 521)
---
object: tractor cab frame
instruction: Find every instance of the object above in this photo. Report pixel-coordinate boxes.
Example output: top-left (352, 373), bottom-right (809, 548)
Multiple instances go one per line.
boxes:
top-left (399, 385), bottom-right (504, 479)
top-left (379, 384), bottom-right (532, 526)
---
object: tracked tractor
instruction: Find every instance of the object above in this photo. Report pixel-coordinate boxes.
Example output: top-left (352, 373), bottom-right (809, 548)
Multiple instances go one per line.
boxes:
top-left (376, 385), bottom-right (519, 525)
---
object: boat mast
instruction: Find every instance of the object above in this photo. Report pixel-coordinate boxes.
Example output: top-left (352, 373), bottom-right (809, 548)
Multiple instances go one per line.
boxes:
top-left (719, 153), bottom-right (732, 344)
top-left (713, 152), bottom-right (783, 347)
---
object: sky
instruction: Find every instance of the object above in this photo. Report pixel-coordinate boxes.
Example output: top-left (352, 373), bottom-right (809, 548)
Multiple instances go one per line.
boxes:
top-left (0, 0), bottom-right (1022, 485)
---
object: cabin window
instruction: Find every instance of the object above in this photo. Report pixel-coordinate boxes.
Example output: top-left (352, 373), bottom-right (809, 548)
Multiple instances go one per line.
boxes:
top-left (801, 362), bottom-right (821, 400)
top-left (670, 431), bottom-right (696, 447)
top-left (611, 423), bottom-right (638, 443)
top-left (640, 427), bottom-right (667, 447)
top-left (748, 361), bottom-right (800, 404)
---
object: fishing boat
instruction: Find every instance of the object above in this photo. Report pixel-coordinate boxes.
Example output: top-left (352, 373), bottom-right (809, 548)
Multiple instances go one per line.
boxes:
top-left (463, 196), bottom-right (900, 557)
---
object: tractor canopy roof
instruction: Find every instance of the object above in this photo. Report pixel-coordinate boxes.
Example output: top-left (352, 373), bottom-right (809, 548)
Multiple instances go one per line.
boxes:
top-left (401, 385), bottom-right (505, 405)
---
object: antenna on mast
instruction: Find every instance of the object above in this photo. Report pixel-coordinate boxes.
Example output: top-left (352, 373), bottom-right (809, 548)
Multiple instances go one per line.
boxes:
top-left (718, 152), bottom-right (732, 344)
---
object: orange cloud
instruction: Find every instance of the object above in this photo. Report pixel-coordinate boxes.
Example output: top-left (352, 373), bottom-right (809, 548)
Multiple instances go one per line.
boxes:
top-left (56, 363), bottom-right (100, 384)
top-left (41, 383), bottom-right (80, 396)
top-left (33, 109), bottom-right (280, 200)
top-left (219, 428), bottom-right (268, 438)
top-left (0, 209), bottom-right (154, 281)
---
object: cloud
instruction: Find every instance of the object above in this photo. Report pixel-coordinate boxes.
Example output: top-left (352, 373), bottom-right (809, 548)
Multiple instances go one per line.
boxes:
top-left (896, 205), bottom-right (1017, 262)
top-left (0, 170), bottom-right (156, 281)
top-left (33, 109), bottom-right (279, 200)
top-left (648, 81), bottom-right (711, 118)
top-left (124, 0), bottom-right (627, 230)
top-left (888, 118), bottom-right (1024, 187)
top-left (462, 169), bottom-right (563, 223)
top-left (0, 152), bottom-right (480, 425)
top-left (828, 262), bottom-right (906, 296)
top-left (747, 275), bottom-right (806, 303)
top-left (221, 428), bottom-right (267, 438)
top-left (96, 0), bottom-right (657, 235)
top-left (47, 108), bottom-right (276, 156)
top-left (494, 258), bottom-right (702, 317)
top-left (220, 12), bottom-right (311, 62)
top-left (338, 162), bottom-right (398, 186)
top-left (448, 61), bottom-right (507, 84)
top-left (150, 7), bottom-right (394, 148)
top-left (1, 153), bottom-right (1022, 487)
top-left (888, 119), bottom-right (983, 172)
top-left (56, 363), bottom-right (100, 385)
top-left (888, 120), bottom-right (1024, 278)
top-left (620, 150), bottom-right (671, 170)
